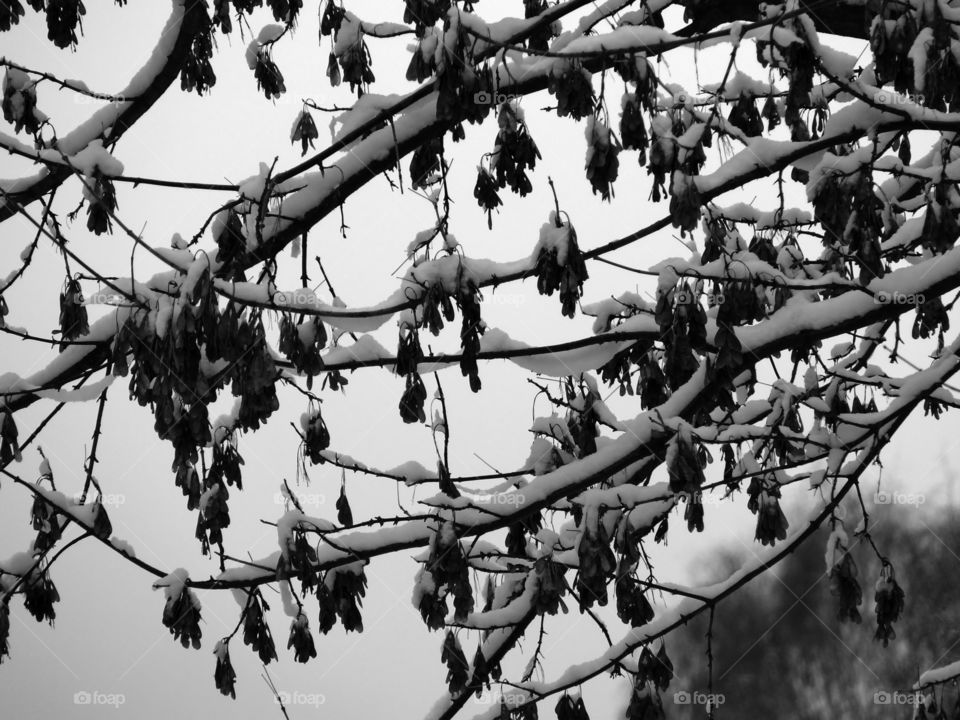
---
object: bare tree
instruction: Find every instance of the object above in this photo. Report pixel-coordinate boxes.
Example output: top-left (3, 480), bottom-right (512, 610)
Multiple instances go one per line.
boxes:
top-left (2, 0), bottom-right (960, 717)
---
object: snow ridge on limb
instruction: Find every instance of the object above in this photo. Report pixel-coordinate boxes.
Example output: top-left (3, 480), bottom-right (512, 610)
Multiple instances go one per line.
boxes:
top-left (447, 339), bottom-right (960, 719)
top-left (234, 2), bottom-right (841, 265)
top-left (675, 0), bottom-right (871, 40)
top-left (0, 0), bottom-right (206, 220)
top-left (166, 263), bottom-right (960, 593)
top-left (7, 11), bottom-right (943, 418)
top-left (2, 0), bottom-right (602, 415)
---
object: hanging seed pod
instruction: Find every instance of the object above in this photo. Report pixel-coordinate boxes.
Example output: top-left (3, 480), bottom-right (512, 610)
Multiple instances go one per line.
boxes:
top-left (548, 62), bottom-right (595, 120)
top-left (2, 69), bottom-right (41, 135)
top-left (339, 37), bottom-right (375, 95)
top-left (534, 220), bottom-right (588, 319)
top-left (727, 91), bottom-right (764, 137)
top-left (266, 0), bottom-right (301, 24)
top-left (30, 495), bottom-right (61, 552)
top-left (317, 580), bottom-right (337, 633)
top-left (303, 408), bottom-right (330, 463)
top-left (90, 498), bottom-right (112, 539)
top-left (0, 411), bottom-right (20, 464)
top-left (410, 136), bottom-right (444, 190)
top-left (683, 493), bottom-right (704, 532)
top-left (491, 106), bottom-right (541, 197)
top-left (473, 167), bottom-right (502, 229)
top-left (616, 575), bottom-right (655, 627)
top-left (828, 550), bottom-right (863, 624)
top-left (403, 0), bottom-right (449, 36)
top-left (0, 600), bottom-right (10, 663)
top-left (44, 0), bottom-right (86, 49)
top-left (441, 631), bottom-right (470, 696)
top-left (406, 36), bottom-right (437, 82)
top-left (23, 569), bottom-right (60, 624)
top-left (457, 282), bottom-right (483, 392)
top-left (254, 50), bottom-right (286, 99)
top-left (57, 277), bottom-right (89, 351)
top-left (321, 563), bottom-right (367, 632)
top-left (326, 52), bottom-right (342, 86)
top-left (416, 569), bottom-right (447, 630)
top-left (584, 117), bottom-right (621, 201)
top-left (212, 0), bottom-right (232, 33)
top-left (242, 593), bottom-right (278, 664)
top-left (897, 132), bottom-right (911, 166)
top-left (467, 644), bottom-right (489, 697)
top-left (319, 0), bottom-right (344, 36)
top-left (214, 211), bottom-right (246, 281)
top-left (336, 479), bottom-right (353, 526)
top-left (290, 109), bottom-right (319, 156)
top-left (636, 643), bottom-right (673, 690)
top-left (175, 463), bottom-right (202, 510)
top-left (0, 1), bottom-right (26, 32)
top-left (920, 196), bottom-right (960, 256)
top-left (208, 436), bottom-right (244, 490)
top-left (576, 512), bottom-right (617, 609)
top-left (620, 93), bottom-right (648, 165)
top-left (556, 693), bottom-right (591, 720)
top-left (396, 325), bottom-right (424, 376)
top-left (437, 459), bottom-right (459, 499)
top-left (523, 0), bottom-right (556, 51)
top-left (625, 683), bottom-right (663, 720)
top-left (761, 94), bottom-right (781, 131)
top-left (532, 556), bottom-right (568, 615)
top-left (399, 372), bottom-right (428, 423)
top-left (212, 640), bottom-right (237, 699)
top-left (84, 170), bottom-right (117, 235)
top-left (747, 477), bottom-right (789, 547)
top-left (180, 4), bottom-right (217, 94)
top-left (874, 562), bottom-right (905, 647)
top-left (161, 584), bottom-right (202, 649)
top-left (668, 173), bottom-right (702, 237)
top-left (287, 612), bottom-right (317, 663)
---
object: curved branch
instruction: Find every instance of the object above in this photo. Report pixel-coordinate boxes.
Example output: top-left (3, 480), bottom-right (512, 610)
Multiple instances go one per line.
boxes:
top-left (0, 0), bottom-right (207, 221)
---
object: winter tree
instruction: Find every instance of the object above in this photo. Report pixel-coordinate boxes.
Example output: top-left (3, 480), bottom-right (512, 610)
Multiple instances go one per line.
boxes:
top-left (1, 0), bottom-right (959, 717)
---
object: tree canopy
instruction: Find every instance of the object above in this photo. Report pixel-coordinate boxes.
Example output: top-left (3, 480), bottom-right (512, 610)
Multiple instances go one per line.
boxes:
top-left (2, 0), bottom-right (960, 717)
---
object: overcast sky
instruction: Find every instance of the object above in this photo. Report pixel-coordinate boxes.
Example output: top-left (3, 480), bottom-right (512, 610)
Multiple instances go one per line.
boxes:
top-left (1, 2), bottom-right (958, 718)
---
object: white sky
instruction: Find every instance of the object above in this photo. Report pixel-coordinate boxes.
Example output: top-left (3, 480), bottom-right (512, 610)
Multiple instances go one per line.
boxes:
top-left (1, 2), bottom-right (958, 718)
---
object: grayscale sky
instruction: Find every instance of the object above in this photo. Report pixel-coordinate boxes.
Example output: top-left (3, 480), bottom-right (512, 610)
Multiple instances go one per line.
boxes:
top-left (1, 2), bottom-right (957, 719)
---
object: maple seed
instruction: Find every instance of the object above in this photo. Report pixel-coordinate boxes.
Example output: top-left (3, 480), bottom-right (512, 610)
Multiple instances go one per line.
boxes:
top-left (213, 640), bottom-right (237, 699)
top-left (161, 586), bottom-right (202, 650)
top-left (290, 109), bottom-right (319, 157)
top-left (874, 563), bottom-right (906, 647)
